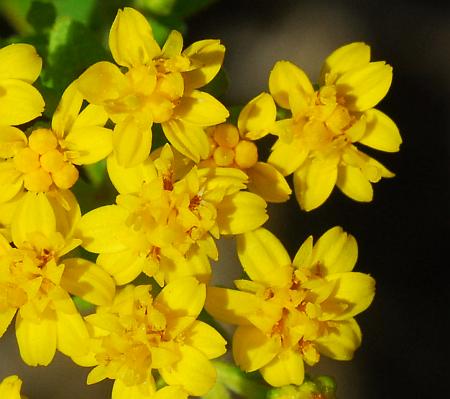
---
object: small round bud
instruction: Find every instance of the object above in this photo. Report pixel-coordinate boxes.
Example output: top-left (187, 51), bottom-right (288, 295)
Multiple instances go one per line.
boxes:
top-left (40, 149), bottom-right (65, 173)
top-left (13, 147), bottom-right (40, 173)
top-left (213, 124), bottom-right (240, 148)
top-left (23, 168), bottom-right (52, 192)
top-left (234, 140), bottom-right (258, 169)
top-left (213, 146), bottom-right (235, 167)
top-left (28, 129), bottom-right (57, 154)
top-left (52, 163), bottom-right (79, 189)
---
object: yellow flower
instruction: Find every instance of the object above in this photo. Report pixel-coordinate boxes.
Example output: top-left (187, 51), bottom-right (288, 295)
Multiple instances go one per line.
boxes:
top-left (77, 7), bottom-right (228, 167)
top-left (268, 42), bottom-right (402, 210)
top-left (74, 278), bottom-right (226, 397)
top-left (0, 193), bottom-right (115, 366)
top-left (77, 144), bottom-right (268, 286)
top-left (0, 81), bottom-right (112, 205)
top-left (206, 226), bottom-right (375, 387)
top-left (200, 93), bottom-right (291, 203)
top-left (0, 375), bottom-right (23, 399)
top-left (0, 43), bottom-right (44, 126)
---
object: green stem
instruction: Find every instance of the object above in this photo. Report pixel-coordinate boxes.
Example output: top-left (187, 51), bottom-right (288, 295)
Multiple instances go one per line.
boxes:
top-left (214, 360), bottom-right (269, 399)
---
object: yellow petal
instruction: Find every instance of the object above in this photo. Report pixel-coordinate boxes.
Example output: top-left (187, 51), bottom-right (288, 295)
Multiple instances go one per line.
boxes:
top-left (155, 277), bottom-right (205, 319)
top-left (293, 156), bottom-right (338, 211)
top-left (165, 245), bottom-right (211, 284)
top-left (11, 192), bottom-right (56, 247)
top-left (237, 228), bottom-right (291, 287)
top-left (359, 109), bottom-right (402, 152)
top-left (183, 40), bottom-right (225, 91)
top-left (246, 162), bottom-right (292, 203)
top-left (159, 345), bottom-right (216, 396)
top-left (310, 226), bottom-right (358, 274)
top-left (77, 205), bottom-right (129, 253)
top-left (324, 272), bottom-right (375, 319)
top-left (107, 154), bottom-right (156, 194)
top-left (336, 61), bottom-right (393, 112)
top-left (268, 138), bottom-right (308, 176)
top-left (233, 325), bottom-right (281, 372)
top-left (0, 79), bottom-right (44, 125)
top-left (113, 117), bottom-right (152, 167)
top-left (269, 61), bottom-right (313, 111)
top-left (97, 250), bottom-right (147, 286)
top-left (183, 320), bottom-right (227, 359)
top-left (61, 258), bottom-right (115, 305)
top-left (15, 312), bottom-right (57, 366)
top-left (77, 61), bottom-right (128, 105)
top-left (56, 309), bottom-right (90, 358)
top-left (72, 104), bottom-right (109, 129)
top-left (109, 7), bottom-right (160, 68)
top-left (65, 126), bottom-right (113, 165)
top-left (0, 308), bottom-right (16, 338)
top-left (238, 92), bottom-right (276, 139)
top-left (0, 161), bottom-right (23, 203)
top-left (112, 378), bottom-right (156, 399)
top-left (0, 375), bottom-right (22, 398)
top-left (0, 125), bottom-right (27, 158)
top-left (292, 236), bottom-right (313, 269)
top-left (161, 30), bottom-right (183, 57)
top-left (51, 81), bottom-right (83, 138)
top-left (205, 287), bottom-right (257, 325)
top-left (162, 119), bottom-right (209, 162)
top-left (216, 191), bottom-right (268, 235)
top-left (320, 42), bottom-right (370, 84)
top-left (174, 90), bottom-right (229, 126)
top-left (0, 43), bottom-right (42, 82)
top-left (315, 318), bottom-right (361, 360)
top-left (153, 386), bottom-right (188, 399)
top-left (260, 348), bottom-right (304, 387)
top-left (336, 164), bottom-right (373, 202)
top-left (46, 189), bottom-right (81, 239)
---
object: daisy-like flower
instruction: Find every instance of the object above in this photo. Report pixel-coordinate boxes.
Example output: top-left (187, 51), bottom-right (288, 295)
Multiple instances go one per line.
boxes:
top-left (77, 7), bottom-right (228, 167)
top-left (0, 375), bottom-right (23, 399)
top-left (0, 43), bottom-right (44, 126)
top-left (268, 42), bottom-right (402, 210)
top-left (200, 93), bottom-right (291, 203)
top-left (77, 144), bottom-right (268, 286)
top-left (206, 226), bottom-right (375, 387)
top-left (74, 279), bottom-right (226, 398)
top-left (0, 81), bottom-right (112, 234)
top-left (0, 192), bottom-right (115, 366)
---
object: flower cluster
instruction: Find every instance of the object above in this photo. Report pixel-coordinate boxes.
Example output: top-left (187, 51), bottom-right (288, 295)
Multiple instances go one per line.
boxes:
top-left (0, 5), bottom-right (400, 399)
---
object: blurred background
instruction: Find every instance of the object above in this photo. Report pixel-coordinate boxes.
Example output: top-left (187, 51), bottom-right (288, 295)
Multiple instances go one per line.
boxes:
top-left (0, 0), bottom-right (448, 398)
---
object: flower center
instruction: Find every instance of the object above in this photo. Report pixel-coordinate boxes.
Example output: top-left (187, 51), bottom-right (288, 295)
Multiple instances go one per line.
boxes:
top-left (13, 128), bottom-right (78, 192)
top-left (205, 123), bottom-right (258, 169)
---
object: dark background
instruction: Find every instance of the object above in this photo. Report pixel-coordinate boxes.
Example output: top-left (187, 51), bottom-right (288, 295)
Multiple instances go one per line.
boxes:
top-left (188, 0), bottom-right (449, 398)
top-left (0, 0), bottom-right (448, 398)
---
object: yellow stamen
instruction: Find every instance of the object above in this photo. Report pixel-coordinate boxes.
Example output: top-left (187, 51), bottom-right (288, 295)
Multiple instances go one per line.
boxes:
top-left (40, 149), bottom-right (66, 173)
top-left (52, 163), bottom-right (79, 189)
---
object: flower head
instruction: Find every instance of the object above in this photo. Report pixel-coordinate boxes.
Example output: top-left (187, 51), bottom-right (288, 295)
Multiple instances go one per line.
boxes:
top-left (78, 144), bottom-right (267, 286)
top-left (200, 93), bottom-right (291, 203)
top-left (0, 43), bottom-right (44, 126)
top-left (76, 278), bottom-right (226, 397)
top-left (0, 193), bottom-right (115, 366)
top-left (77, 7), bottom-right (228, 167)
top-left (268, 42), bottom-right (401, 210)
top-left (206, 226), bottom-right (375, 387)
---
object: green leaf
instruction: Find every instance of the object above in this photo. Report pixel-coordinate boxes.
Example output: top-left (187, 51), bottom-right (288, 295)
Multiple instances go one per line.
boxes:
top-left (134, 0), bottom-right (177, 16)
top-left (202, 381), bottom-right (231, 399)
